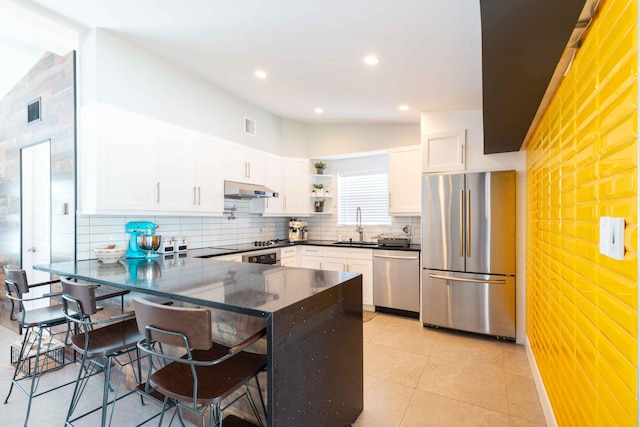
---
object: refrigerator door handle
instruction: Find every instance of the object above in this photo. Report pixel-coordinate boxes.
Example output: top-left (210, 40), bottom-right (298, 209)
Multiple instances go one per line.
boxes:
top-left (428, 273), bottom-right (506, 285)
top-left (467, 189), bottom-right (471, 258)
top-left (460, 190), bottom-right (464, 257)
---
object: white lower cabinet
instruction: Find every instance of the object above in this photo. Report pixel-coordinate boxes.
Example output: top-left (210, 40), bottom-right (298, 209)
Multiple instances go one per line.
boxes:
top-left (300, 246), bottom-right (323, 269)
top-left (299, 246), bottom-right (373, 309)
top-left (280, 246), bottom-right (298, 267)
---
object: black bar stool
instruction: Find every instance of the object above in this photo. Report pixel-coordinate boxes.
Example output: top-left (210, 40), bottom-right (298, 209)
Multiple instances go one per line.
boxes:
top-left (3, 265), bottom-right (75, 426)
top-left (133, 297), bottom-right (267, 427)
top-left (61, 277), bottom-right (145, 426)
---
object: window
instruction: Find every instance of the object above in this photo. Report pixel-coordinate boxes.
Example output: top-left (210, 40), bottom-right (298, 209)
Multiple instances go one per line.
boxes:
top-left (338, 170), bottom-right (391, 226)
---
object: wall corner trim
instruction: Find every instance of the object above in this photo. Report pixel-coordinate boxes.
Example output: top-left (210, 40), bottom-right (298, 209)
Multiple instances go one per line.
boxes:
top-left (525, 336), bottom-right (557, 427)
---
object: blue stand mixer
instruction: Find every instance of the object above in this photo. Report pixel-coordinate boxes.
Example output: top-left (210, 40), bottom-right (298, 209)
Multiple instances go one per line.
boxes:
top-left (125, 221), bottom-right (161, 259)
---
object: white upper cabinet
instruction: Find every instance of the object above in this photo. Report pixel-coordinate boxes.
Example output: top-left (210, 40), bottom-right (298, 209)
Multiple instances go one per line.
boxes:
top-left (78, 106), bottom-right (224, 215)
top-left (155, 129), bottom-right (224, 214)
top-left (250, 156), bottom-right (309, 216)
top-left (193, 135), bottom-right (224, 213)
top-left (282, 158), bottom-right (309, 215)
top-left (155, 126), bottom-right (197, 211)
top-left (422, 129), bottom-right (466, 173)
top-left (224, 142), bottom-right (265, 185)
top-left (79, 106), bottom-right (157, 214)
top-left (262, 153), bottom-right (284, 215)
top-left (388, 145), bottom-right (422, 216)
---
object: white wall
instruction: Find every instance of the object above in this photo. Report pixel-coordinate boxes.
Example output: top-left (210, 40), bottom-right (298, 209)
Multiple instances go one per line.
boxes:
top-left (421, 109), bottom-right (527, 344)
top-left (306, 122), bottom-right (420, 158)
top-left (78, 29), bottom-right (422, 161)
top-left (80, 29), bottom-right (284, 154)
top-left (282, 119), bottom-right (309, 157)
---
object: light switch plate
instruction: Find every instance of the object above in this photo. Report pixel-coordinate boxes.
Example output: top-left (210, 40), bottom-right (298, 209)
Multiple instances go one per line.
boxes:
top-left (600, 216), bottom-right (625, 260)
top-left (609, 217), bottom-right (625, 260)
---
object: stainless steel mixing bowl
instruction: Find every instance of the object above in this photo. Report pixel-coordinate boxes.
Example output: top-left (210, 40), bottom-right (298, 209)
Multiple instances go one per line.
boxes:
top-left (136, 260), bottom-right (162, 282)
top-left (137, 234), bottom-right (161, 251)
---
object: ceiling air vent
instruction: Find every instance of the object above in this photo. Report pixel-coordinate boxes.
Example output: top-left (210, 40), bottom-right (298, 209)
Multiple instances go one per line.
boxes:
top-left (27, 98), bottom-right (41, 123)
top-left (244, 117), bottom-right (256, 137)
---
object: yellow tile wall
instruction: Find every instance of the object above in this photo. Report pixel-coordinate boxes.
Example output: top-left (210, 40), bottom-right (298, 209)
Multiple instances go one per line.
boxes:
top-left (526, 0), bottom-right (638, 425)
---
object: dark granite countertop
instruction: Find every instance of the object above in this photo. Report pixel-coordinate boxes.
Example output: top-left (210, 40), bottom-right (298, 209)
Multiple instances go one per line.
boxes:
top-left (190, 240), bottom-right (420, 259)
top-left (299, 240), bottom-right (421, 252)
top-left (35, 257), bottom-right (358, 318)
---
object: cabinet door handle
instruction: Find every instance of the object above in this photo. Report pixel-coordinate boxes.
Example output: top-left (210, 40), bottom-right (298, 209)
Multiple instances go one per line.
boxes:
top-left (284, 196), bottom-right (287, 210)
top-left (248, 161), bottom-right (251, 178)
top-left (266, 198), bottom-right (269, 209)
top-left (156, 182), bottom-right (160, 203)
top-left (389, 192), bottom-right (392, 208)
top-left (197, 186), bottom-right (201, 205)
top-left (244, 162), bottom-right (248, 178)
top-left (193, 186), bottom-right (197, 205)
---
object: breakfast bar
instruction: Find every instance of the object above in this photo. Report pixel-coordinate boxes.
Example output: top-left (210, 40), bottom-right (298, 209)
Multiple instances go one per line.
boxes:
top-left (34, 257), bottom-right (364, 427)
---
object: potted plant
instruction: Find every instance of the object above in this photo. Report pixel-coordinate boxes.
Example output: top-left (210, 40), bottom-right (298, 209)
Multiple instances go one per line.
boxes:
top-left (314, 199), bottom-right (325, 212)
top-left (312, 183), bottom-right (324, 196)
top-left (314, 161), bottom-right (327, 174)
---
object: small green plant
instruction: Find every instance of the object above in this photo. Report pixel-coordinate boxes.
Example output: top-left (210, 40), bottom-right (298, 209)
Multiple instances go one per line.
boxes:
top-left (314, 161), bottom-right (326, 169)
top-left (313, 183), bottom-right (324, 190)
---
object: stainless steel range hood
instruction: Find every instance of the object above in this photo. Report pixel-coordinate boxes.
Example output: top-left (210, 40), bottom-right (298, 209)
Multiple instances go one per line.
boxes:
top-left (224, 180), bottom-right (279, 199)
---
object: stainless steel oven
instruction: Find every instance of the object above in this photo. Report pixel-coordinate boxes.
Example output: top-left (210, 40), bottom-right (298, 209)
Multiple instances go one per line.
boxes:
top-left (242, 248), bottom-right (281, 265)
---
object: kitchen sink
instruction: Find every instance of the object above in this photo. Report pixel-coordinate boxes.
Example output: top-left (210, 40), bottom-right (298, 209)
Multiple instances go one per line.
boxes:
top-left (332, 241), bottom-right (378, 246)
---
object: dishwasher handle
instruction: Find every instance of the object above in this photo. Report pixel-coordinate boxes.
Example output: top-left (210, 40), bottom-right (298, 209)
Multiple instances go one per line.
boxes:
top-left (373, 254), bottom-right (419, 260)
top-left (428, 273), bottom-right (506, 285)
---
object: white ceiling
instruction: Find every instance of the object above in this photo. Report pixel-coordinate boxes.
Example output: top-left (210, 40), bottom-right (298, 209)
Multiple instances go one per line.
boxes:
top-left (27, 0), bottom-right (482, 124)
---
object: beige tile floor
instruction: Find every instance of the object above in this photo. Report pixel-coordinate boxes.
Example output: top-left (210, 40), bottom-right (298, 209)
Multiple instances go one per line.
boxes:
top-left (357, 313), bottom-right (546, 427)
top-left (0, 313), bottom-right (546, 426)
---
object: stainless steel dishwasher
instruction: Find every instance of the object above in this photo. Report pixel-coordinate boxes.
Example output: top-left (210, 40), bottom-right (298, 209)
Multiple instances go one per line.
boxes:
top-left (373, 250), bottom-right (420, 318)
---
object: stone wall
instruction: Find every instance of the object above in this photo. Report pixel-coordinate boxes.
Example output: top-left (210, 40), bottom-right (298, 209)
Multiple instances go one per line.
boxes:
top-left (0, 51), bottom-right (76, 330)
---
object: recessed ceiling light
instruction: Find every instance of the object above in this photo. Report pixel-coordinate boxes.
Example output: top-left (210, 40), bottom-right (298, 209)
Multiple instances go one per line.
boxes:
top-left (363, 56), bottom-right (380, 65)
top-left (398, 105), bottom-right (409, 111)
top-left (255, 70), bottom-right (267, 79)
top-left (314, 108), bottom-right (324, 114)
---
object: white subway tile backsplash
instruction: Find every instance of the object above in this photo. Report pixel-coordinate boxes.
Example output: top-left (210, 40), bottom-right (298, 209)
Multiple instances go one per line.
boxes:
top-left (77, 202), bottom-right (289, 260)
top-left (89, 216), bottom-right (126, 226)
top-left (77, 204), bottom-right (421, 261)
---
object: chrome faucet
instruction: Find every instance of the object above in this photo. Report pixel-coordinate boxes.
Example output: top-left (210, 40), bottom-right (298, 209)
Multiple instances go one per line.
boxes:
top-left (355, 207), bottom-right (363, 243)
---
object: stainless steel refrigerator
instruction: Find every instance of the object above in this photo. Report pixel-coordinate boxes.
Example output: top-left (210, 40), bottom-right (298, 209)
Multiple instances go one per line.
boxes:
top-left (422, 170), bottom-right (516, 339)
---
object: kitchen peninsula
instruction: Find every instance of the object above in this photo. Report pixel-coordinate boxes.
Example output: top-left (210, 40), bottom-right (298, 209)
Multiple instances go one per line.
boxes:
top-left (35, 257), bottom-right (364, 427)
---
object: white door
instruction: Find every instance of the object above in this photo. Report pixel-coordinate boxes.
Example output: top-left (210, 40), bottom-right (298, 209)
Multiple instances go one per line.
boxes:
top-left (21, 141), bottom-right (51, 309)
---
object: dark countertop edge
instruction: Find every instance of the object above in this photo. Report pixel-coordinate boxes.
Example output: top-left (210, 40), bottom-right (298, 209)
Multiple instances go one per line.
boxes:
top-left (300, 240), bottom-right (421, 252)
top-left (35, 259), bottom-right (362, 318)
top-left (191, 240), bottom-right (421, 258)
top-left (35, 264), bottom-right (273, 318)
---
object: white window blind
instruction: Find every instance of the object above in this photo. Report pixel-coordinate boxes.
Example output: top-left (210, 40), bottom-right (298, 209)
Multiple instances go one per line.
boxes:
top-left (338, 170), bottom-right (391, 226)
